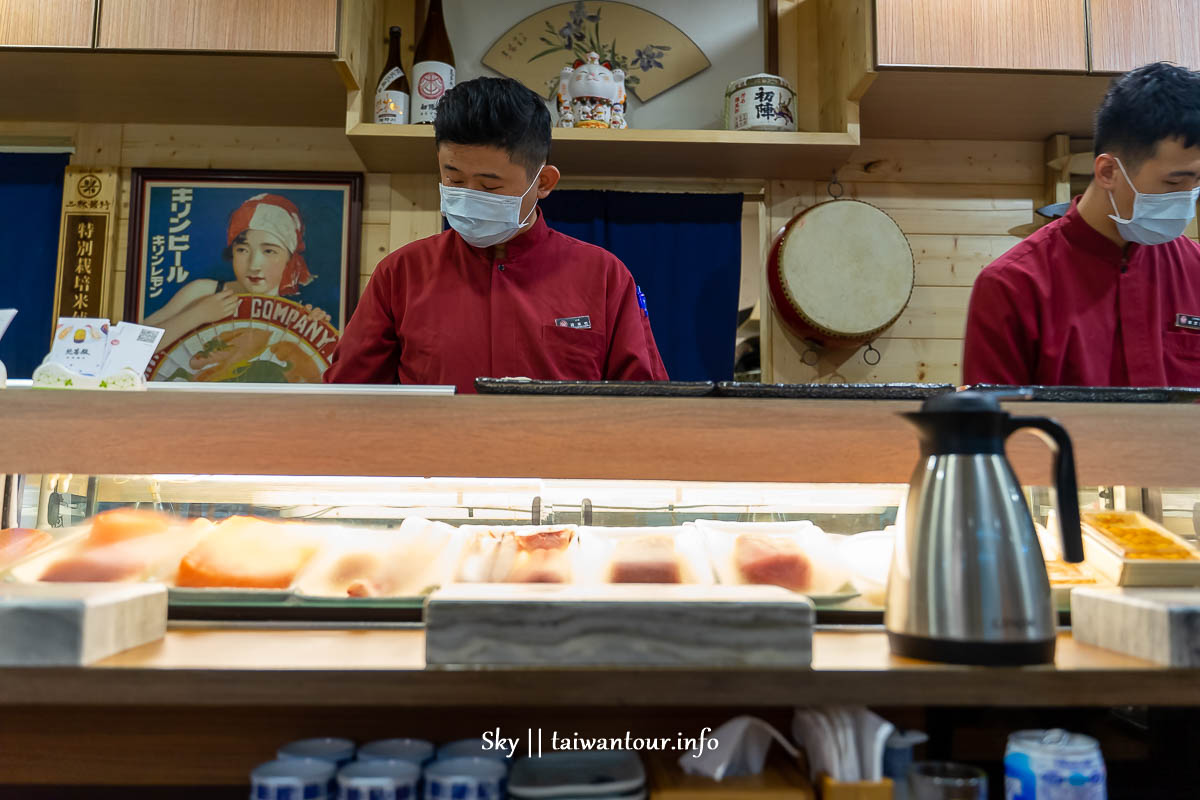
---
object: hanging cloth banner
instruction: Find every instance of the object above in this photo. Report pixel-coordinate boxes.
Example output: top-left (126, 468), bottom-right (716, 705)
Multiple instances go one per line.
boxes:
top-left (52, 167), bottom-right (119, 331)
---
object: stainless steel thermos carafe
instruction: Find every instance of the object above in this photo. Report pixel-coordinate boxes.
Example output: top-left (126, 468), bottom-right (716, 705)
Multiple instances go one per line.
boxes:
top-left (885, 391), bottom-right (1083, 665)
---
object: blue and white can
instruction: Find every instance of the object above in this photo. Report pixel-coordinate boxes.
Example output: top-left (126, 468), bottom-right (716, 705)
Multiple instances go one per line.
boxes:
top-left (1005, 729), bottom-right (1106, 800)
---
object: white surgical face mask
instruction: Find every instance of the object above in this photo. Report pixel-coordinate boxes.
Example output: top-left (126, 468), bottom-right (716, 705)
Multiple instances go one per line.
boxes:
top-left (439, 165), bottom-right (544, 248)
top-left (1107, 156), bottom-right (1199, 245)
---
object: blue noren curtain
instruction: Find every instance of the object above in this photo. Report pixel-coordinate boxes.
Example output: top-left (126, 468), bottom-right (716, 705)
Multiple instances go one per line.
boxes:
top-left (0, 153), bottom-right (71, 379)
top-left (540, 190), bottom-right (743, 382)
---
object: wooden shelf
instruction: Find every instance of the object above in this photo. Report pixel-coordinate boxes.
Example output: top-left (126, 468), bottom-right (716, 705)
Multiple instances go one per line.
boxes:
top-left (859, 69), bottom-right (1114, 140)
top-left (1, 628), bottom-right (1185, 785)
top-left (347, 123), bottom-right (860, 180)
top-left (1, 389), bottom-right (1197, 487)
top-left (0, 50), bottom-right (348, 127)
top-left (0, 629), bottom-right (1179, 709)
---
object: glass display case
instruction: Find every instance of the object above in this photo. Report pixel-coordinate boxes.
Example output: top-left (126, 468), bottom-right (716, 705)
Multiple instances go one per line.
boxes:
top-left (4, 464), bottom-right (1195, 622)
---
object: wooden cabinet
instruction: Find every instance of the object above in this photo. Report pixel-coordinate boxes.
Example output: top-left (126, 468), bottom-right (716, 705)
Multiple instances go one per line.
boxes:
top-left (875, 0), bottom-right (1088, 71)
top-left (0, 0), bottom-right (94, 48)
top-left (97, 0), bottom-right (338, 54)
top-left (1089, 0), bottom-right (1200, 73)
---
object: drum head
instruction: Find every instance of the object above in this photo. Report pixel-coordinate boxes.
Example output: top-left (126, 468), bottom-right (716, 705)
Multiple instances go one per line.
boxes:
top-left (771, 199), bottom-right (914, 343)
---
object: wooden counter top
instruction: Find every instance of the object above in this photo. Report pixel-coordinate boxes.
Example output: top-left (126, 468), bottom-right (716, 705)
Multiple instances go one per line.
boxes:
top-left (2, 388), bottom-right (1199, 486)
top-left (0, 628), bottom-right (1187, 708)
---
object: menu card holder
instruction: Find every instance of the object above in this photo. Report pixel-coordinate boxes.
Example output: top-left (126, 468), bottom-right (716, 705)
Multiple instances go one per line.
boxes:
top-left (31, 360), bottom-right (147, 391)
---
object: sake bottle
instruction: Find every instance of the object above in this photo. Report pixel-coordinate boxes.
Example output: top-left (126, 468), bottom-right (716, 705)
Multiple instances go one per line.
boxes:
top-left (374, 26), bottom-right (410, 124)
top-left (411, 0), bottom-right (455, 124)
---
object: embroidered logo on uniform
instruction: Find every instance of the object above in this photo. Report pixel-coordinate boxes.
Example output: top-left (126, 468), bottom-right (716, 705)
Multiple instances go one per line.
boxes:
top-left (555, 315), bottom-right (591, 329)
top-left (1176, 313), bottom-right (1200, 331)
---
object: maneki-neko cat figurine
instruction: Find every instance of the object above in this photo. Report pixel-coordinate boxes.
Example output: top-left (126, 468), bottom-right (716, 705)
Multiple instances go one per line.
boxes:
top-left (556, 52), bottom-right (628, 129)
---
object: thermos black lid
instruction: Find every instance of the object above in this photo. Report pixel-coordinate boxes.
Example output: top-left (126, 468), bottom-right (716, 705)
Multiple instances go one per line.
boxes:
top-left (919, 389), bottom-right (1032, 413)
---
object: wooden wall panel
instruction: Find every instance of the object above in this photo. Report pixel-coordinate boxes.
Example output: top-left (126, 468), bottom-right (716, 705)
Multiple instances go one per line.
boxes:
top-left (98, 0), bottom-right (338, 53)
top-left (119, 124), bottom-right (365, 172)
top-left (909, 234), bottom-right (1019, 287)
top-left (0, 0), bottom-right (93, 48)
top-left (840, 139), bottom-right (1043, 185)
top-left (387, 173), bottom-right (441, 258)
top-left (875, 0), bottom-right (1088, 72)
top-left (1089, 0), bottom-right (1200, 73)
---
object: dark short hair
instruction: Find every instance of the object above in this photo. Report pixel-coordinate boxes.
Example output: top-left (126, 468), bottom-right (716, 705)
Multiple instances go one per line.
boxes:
top-left (1095, 62), bottom-right (1200, 165)
top-left (433, 77), bottom-right (551, 176)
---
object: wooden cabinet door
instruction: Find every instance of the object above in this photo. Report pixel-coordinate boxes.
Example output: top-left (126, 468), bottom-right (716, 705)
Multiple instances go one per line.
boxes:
top-left (0, 0), bottom-right (94, 48)
top-left (98, 0), bottom-right (338, 54)
top-left (875, 0), bottom-right (1088, 71)
top-left (1089, 0), bottom-right (1200, 72)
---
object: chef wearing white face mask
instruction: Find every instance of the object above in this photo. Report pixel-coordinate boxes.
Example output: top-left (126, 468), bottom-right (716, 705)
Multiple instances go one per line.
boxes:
top-left (963, 62), bottom-right (1200, 388)
top-left (326, 77), bottom-right (668, 391)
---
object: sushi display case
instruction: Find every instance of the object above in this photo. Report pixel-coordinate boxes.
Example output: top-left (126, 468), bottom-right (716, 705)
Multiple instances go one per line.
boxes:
top-left (1, 473), bottom-right (909, 623)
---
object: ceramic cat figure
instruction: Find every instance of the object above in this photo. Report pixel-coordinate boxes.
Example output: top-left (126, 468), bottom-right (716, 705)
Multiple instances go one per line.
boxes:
top-left (556, 52), bottom-right (627, 129)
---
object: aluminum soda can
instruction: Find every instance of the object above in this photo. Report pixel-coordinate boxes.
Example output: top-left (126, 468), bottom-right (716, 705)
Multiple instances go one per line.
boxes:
top-left (1005, 729), bottom-right (1106, 800)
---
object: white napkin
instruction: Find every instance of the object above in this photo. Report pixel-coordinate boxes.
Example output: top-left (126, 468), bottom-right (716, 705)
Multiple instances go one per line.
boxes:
top-left (853, 708), bottom-right (896, 781)
top-left (678, 715), bottom-right (799, 781)
top-left (793, 706), bottom-right (896, 782)
top-left (793, 708), bottom-right (839, 781)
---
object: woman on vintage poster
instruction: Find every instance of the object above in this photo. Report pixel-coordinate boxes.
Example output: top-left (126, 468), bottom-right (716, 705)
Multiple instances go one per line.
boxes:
top-left (129, 172), bottom-right (360, 384)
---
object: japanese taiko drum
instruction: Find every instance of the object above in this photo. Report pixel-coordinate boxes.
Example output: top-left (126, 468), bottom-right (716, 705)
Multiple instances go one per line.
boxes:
top-left (767, 199), bottom-right (914, 347)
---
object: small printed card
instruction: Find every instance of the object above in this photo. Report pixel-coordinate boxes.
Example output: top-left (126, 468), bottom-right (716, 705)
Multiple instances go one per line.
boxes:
top-left (101, 322), bottom-right (163, 377)
top-left (0, 309), bottom-right (15, 342)
top-left (49, 318), bottom-right (110, 377)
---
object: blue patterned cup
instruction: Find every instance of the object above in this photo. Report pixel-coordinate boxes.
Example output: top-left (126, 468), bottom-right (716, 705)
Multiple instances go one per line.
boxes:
top-left (278, 738), bottom-right (357, 768)
top-left (435, 738), bottom-right (511, 764)
top-left (357, 738), bottom-right (435, 766)
top-left (251, 758), bottom-right (335, 800)
top-left (424, 756), bottom-right (507, 800)
top-left (337, 760), bottom-right (421, 800)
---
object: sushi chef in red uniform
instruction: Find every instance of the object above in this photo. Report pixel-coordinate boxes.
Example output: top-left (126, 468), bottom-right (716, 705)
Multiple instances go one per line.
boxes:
top-left (324, 77), bottom-right (668, 391)
top-left (963, 62), bottom-right (1200, 387)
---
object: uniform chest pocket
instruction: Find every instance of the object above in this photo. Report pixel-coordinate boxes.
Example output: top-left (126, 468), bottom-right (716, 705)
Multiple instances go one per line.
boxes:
top-left (540, 324), bottom-right (605, 379)
top-left (1163, 331), bottom-right (1200, 387)
top-left (1164, 331), bottom-right (1200, 360)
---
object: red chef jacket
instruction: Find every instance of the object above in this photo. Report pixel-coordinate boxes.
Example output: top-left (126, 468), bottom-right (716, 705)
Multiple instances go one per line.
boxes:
top-left (963, 198), bottom-right (1200, 387)
top-left (324, 212), bottom-right (668, 391)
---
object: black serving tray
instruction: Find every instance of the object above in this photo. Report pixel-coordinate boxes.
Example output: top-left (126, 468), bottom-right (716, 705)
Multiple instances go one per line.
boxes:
top-left (716, 382), bottom-right (956, 400)
top-left (474, 378), bottom-right (715, 397)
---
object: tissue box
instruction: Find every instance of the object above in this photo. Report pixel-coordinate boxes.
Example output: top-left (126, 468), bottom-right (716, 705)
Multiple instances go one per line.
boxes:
top-left (425, 584), bottom-right (814, 667)
top-left (645, 751), bottom-right (816, 799)
top-left (0, 582), bottom-right (167, 665)
top-left (819, 776), bottom-right (894, 800)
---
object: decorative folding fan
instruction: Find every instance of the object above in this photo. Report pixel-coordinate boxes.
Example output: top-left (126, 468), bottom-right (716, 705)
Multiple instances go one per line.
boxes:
top-left (483, 1), bottom-right (710, 102)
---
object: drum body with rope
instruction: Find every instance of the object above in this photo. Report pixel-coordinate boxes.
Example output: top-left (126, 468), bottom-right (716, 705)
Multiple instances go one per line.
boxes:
top-left (767, 198), bottom-right (914, 363)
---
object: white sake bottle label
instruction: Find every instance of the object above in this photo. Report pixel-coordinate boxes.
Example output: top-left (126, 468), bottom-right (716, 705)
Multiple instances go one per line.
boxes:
top-left (411, 61), bottom-right (456, 123)
top-left (374, 67), bottom-right (409, 124)
top-left (375, 90), bottom-right (409, 124)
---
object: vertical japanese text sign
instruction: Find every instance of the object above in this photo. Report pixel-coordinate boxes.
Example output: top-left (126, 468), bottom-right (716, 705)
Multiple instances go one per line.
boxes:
top-left (52, 167), bottom-right (118, 332)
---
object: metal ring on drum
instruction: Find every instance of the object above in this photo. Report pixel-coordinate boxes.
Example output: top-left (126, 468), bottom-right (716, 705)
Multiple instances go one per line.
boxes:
top-left (766, 199), bottom-right (914, 350)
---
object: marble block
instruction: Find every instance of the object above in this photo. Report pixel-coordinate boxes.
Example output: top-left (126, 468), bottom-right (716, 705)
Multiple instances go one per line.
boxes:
top-left (0, 582), bottom-right (167, 665)
top-left (1071, 587), bottom-right (1200, 666)
top-left (425, 584), bottom-right (814, 668)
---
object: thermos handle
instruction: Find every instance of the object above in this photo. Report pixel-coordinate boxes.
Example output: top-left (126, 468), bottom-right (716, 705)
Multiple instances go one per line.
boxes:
top-left (1007, 416), bottom-right (1085, 563)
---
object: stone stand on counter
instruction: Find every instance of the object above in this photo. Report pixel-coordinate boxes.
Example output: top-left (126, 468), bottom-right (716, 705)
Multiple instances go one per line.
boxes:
top-left (0, 582), bottom-right (167, 665)
top-left (1071, 587), bottom-right (1200, 666)
top-left (425, 584), bottom-right (814, 668)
